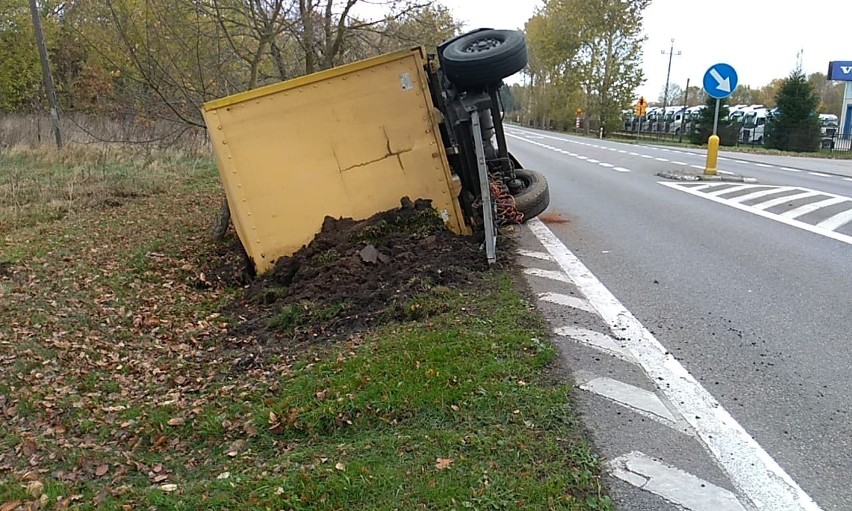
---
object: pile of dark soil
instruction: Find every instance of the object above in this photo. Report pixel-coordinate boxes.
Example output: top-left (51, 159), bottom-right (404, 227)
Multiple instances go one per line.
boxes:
top-left (230, 197), bottom-right (495, 348)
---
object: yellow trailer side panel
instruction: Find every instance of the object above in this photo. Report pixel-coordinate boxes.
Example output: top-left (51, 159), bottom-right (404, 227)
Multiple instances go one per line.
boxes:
top-left (202, 48), bottom-right (466, 274)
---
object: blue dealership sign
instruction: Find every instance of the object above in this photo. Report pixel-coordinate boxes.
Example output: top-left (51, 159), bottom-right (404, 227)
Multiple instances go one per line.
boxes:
top-left (828, 61), bottom-right (852, 81)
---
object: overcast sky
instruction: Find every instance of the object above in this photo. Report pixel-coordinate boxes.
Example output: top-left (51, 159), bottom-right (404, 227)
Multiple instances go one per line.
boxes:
top-left (436, 0), bottom-right (852, 102)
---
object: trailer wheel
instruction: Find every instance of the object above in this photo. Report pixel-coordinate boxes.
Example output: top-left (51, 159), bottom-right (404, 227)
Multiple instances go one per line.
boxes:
top-left (512, 169), bottom-right (550, 221)
top-left (441, 30), bottom-right (527, 88)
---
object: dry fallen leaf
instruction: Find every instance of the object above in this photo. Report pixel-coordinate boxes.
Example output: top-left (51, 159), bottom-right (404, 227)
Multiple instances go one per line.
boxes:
top-left (26, 480), bottom-right (44, 497)
top-left (435, 458), bottom-right (454, 470)
top-left (159, 484), bottom-right (178, 492)
top-left (0, 501), bottom-right (22, 511)
top-left (334, 462), bottom-right (345, 471)
top-left (95, 464), bottom-right (109, 477)
top-left (152, 475), bottom-right (169, 483)
top-left (217, 472), bottom-right (230, 480)
top-left (286, 408), bottom-right (299, 426)
top-left (167, 417), bottom-right (185, 426)
top-left (226, 439), bottom-right (246, 457)
top-left (22, 440), bottom-right (37, 457)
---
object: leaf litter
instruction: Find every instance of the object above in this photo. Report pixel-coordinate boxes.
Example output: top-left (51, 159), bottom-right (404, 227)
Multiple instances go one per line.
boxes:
top-left (0, 178), bottom-right (506, 509)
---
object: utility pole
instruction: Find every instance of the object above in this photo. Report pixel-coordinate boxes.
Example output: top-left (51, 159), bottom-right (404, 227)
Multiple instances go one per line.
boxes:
top-left (28, 0), bottom-right (62, 149)
top-left (679, 78), bottom-right (690, 144)
top-left (661, 38), bottom-right (681, 134)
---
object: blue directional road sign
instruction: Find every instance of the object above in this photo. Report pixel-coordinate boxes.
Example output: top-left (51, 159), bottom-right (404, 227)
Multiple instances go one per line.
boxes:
top-left (703, 63), bottom-right (738, 99)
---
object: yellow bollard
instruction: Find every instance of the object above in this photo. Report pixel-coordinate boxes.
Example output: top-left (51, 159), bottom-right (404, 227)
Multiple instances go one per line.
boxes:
top-left (705, 135), bottom-right (719, 175)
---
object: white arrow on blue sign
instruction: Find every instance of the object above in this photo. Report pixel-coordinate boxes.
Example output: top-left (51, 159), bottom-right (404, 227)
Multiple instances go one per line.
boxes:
top-left (703, 63), bottom-right (738, 99)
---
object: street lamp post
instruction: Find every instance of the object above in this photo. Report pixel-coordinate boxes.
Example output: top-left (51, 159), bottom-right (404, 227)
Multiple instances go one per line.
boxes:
top-left (661, 38), bottom-right (681, 134)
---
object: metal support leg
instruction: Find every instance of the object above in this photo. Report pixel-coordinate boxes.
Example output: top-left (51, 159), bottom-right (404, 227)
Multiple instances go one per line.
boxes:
top-left (488, 86), bottom-right (510, 173)
top-left (471, 110), bottom-right (497, 265)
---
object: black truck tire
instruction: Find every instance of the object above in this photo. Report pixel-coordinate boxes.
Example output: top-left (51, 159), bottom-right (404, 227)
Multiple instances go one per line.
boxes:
top-left (512, 169), bottom-right (550, 221)
top-left (441, 29), bottom-right (528, 88)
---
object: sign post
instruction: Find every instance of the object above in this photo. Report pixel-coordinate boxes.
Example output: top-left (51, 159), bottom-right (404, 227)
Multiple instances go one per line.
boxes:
top-left (702, 63), bottom-right (738, 175)
top-left (827, 61), bottom-right (852, 141)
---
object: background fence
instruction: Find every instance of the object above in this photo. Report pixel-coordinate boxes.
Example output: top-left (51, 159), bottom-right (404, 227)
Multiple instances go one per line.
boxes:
top-left (617, 118), bottom-right (852, 153)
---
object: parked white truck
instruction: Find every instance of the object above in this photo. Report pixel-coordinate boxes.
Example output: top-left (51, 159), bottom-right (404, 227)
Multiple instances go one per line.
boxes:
top-left (740, 107), bottom-right (769, 144)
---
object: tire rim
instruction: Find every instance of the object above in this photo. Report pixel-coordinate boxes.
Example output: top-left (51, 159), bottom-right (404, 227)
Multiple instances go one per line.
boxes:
top-left (463, 37), bottom-right (502, 53)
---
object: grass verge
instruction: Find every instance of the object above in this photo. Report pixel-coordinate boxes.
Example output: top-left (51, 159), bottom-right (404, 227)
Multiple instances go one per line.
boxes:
top-left (0, 145), bottom-right (612, 510)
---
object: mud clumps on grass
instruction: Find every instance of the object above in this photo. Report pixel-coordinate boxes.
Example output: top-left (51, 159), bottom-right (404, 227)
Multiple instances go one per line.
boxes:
top-left (231, 197), bottom-right (495, 349)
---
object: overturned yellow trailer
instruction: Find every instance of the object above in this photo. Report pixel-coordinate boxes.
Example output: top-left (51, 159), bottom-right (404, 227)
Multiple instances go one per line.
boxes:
top-left (203, 29), bottom-right (549, 274)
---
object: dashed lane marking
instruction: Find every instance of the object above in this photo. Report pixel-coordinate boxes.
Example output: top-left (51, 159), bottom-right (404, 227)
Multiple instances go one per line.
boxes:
top-left (522, 268), bottom-right (571, 283)
top-left (553, 325), bottom-right (635, 362)
top-left (506, 129), bottom-right (850, 186)
top-left (576, 373), bottom-right (678, 423)
top-left (528, 218), bottom-right (823, 510)
top-left (607, 452), bottom-right (748, 511)
top-left (537, 292), bottom-right (596, 313)
top-left (516, 249), bottom-right (554, 261)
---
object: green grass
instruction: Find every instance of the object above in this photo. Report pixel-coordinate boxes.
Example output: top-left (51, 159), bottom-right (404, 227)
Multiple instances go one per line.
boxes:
top-left (0, 144), bottom-right (612, 510)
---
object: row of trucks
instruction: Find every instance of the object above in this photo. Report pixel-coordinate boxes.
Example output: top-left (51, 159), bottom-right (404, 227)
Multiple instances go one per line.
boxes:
top-left (625, 105), bottom-right (841, 149)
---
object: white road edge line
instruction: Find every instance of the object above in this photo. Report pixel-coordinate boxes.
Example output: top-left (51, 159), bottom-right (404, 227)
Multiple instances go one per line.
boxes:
top-left (660, 182), bottom-right (852, 246)
top-left (808, 172), bottom-right (830, 177)
top-left (607, 452), bottom-right (747, 511)
top-left (527, 217), bottom-right (823, 511)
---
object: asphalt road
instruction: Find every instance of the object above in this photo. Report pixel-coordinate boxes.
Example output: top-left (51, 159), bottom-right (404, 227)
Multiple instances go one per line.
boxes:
top-left (506, 126), bottom-right (852, 510)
